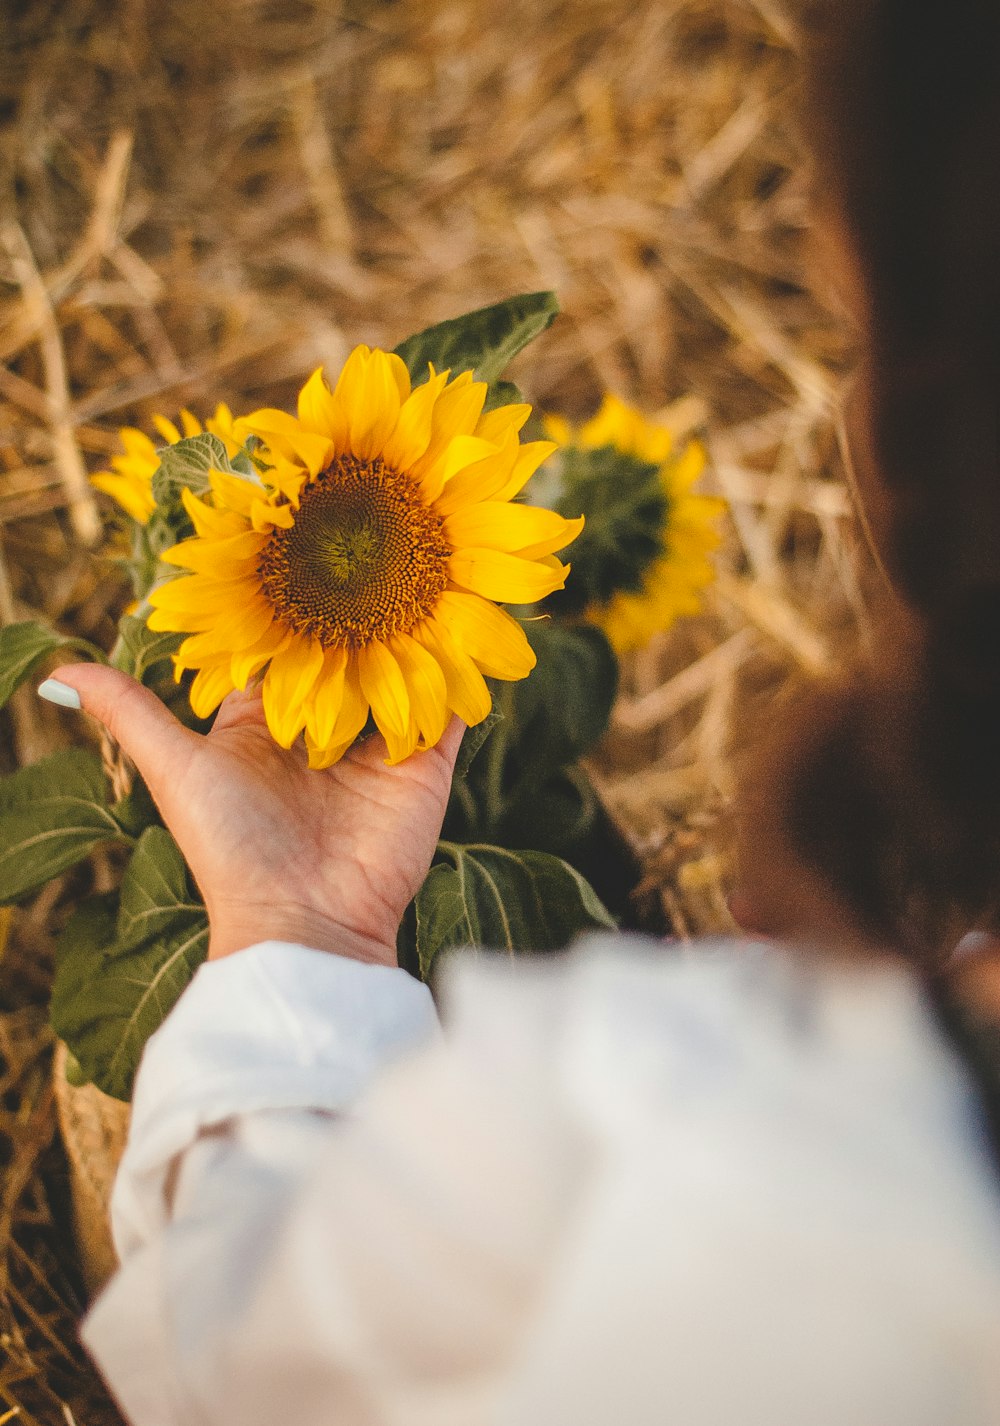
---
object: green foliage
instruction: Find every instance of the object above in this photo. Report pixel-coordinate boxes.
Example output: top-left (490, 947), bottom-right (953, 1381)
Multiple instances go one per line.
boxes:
top-left (509, 621), bottom-right (618, 773)
top-left (483, 379), bottom-right (525, 413)
top-left (416, 841), bottom-right (614, 979)
top-left (0, 751), bottom-right (129, 904)
top-left (0, 620), bottom-right (105, 711)
top-left (450, 622), bottom-right (617, 833)
top-left (394, 291), bottom-right (558, 398)
top-left (111, 612), bottom-right (184, 683)
top-left (442, 621), bottom-right (641, 920)
top-left (124, 432), bottom-right (263, 600)
top-left (51, 827), bottom-right (209, 1101)
top-left (548, 444), bottom-right (669, 614)
top-left (150, 431), bottom-right (259, 508)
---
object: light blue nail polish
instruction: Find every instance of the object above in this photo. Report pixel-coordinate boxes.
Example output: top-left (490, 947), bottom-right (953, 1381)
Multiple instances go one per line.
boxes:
top-left (37, 678), bottom-right (82, 710)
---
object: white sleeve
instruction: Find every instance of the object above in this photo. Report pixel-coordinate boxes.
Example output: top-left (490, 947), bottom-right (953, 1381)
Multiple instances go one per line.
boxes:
top-left (81, 941), bottom-right (592, 1426)
top-left (81, 939), bottom-right (1000, 1426)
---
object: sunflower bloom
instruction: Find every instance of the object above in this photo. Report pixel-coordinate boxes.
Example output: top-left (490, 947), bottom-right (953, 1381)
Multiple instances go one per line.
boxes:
top-left (147, 347), bottom-right (582, 766)
top-left (91, 405), bottom-right (241, 525)
top-left (544, 395), bottom-right (723, 653)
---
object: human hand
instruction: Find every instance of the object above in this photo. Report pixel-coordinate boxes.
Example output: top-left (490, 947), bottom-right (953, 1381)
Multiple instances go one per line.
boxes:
top-left (42, 665), bottom-right (464, 965)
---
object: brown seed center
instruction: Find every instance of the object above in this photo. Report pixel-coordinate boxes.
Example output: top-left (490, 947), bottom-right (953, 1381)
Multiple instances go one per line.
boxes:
top-left (257, 455), bottom-right (451, 648)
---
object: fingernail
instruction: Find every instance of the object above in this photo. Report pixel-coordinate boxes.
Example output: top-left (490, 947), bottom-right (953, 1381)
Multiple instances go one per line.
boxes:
top-left (37, 678), bottom-right (82, 710)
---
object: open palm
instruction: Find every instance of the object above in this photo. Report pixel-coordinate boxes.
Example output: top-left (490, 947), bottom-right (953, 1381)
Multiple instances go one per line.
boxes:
top-left (52, 664), bottom-right (463, 963)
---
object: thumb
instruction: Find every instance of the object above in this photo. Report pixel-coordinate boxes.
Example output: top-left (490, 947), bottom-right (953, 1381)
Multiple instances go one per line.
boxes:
top-left (41, 663), bottom-right (199, 808)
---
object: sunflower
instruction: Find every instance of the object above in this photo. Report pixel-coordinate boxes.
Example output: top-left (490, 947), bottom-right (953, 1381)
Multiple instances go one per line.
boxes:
top-left (91, 405), bottom-right (240, 525)
top-left (146, 347), bottom-right (582, 766)
top-left (543, 394), bottom-right (723, 653)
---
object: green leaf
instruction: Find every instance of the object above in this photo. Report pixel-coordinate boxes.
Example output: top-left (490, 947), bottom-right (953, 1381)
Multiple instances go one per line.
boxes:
top-left (453, 680), bottom-right (503, 780)
top-left (394, 292), bottom-right (558, 394)
top-left (51, 827), bottom-right (209, 1100)
top-left (493, 767), bottom-right (647, 927)
top-left (416, 841), bottom-right (614, 978)
top-left (111, 612), bottom-right (184, 682)
top-left (0, 750), bottom-right (127, 904)
top-left (513, 621), bottom-right (618, 768)
top-left (0, 621), bottom-right (105, 711)
top-left (151, 432), bottom-right (262, 508)
top-left (51, 892), bottom-right (119, 1059)
top-left (482, 379), bottom-right (524, 413)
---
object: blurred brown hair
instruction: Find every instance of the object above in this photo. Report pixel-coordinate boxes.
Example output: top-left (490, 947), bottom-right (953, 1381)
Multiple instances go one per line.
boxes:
top-left (737, 0), bottom-right (1000, 965)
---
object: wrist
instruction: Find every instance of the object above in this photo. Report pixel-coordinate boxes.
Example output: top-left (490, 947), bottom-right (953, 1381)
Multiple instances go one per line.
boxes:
top-left (206, 904), bottom-right (398, 967)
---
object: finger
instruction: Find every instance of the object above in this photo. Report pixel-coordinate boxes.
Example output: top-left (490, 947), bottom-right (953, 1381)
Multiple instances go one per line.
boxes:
top-left (42, 663), bottom-right (199, 807)
top-left (437, 714), bottom-right (466, 770)
top-left (211, 682), bottom-right (270, 734)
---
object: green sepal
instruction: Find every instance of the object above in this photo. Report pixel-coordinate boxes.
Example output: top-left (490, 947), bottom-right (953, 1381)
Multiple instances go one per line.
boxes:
top-left (51, 826), bottom-right (209, 1101)
top-left (0, 621), bottom-right (105, 711)
top-left (416, 841), bottom-right (614, 980)
top-left (151, 432), bottom-right (261, 508)
top-left (0, 750), bottom-right (128, 905)
top-left (394, 292), bottom-right (558, 401)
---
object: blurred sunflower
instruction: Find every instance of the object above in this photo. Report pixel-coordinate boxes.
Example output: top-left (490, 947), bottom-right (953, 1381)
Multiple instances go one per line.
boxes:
top-left (147, 347), bottom-right (581, 766)
top-left (91, 405), bottom-right (240, 525)
top-left (543, 395), bottom-right (724, 652)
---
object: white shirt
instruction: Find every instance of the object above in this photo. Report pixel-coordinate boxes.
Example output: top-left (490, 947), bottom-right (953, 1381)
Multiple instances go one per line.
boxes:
top-left (82, 937), bottom-right (1000, 1425)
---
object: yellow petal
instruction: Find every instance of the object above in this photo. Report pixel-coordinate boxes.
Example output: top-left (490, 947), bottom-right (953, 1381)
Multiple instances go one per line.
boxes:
top-left (250, 497), bottom-right (296, 533)
top-left (206, 403), bottom-right (239, 454)
top-left (420, 434), bottom-right (505, 505)
top-left (515, 515), bottom-right (585, 562)
top-left (448, 547), bottom-right (568, 603)
top-left (389, 632), bottom-right (449, 750)
top-left (90, 472), bottom-right (156, 524)
top-left (262, 638), bottom-right (325, 748)
top-left (434, 592), bottom-right (536, 680)
top-left (476, 403), bottom-right (531, 443)
top-left (152, 414), bottom-right (183, 445)
top-left (306, 661), bottom-right (369, 767)
top-left (148, 575), bottom-right (244, 622)
top-left (357, 640), bottom-right (413, 761)
top-left (414, 618), bottom-right (492, 726)
top-left (180, 486), bottom-right (250, 540)
top-left (297, 367), bottom-right (348, 446)
top-left (409, 372), bottom-right (488, 485)
top-left (162, 530), bottom-right (267, 576)
top-left (445, 504), bottom-right (582, 559)
top-left (188, 661), bottom-right (237, 719)
top-left (120, 428), bottom-right (159, 464)
top-left (172, 600), bottom-right (275, 665)
top-left (381, 368), bottom-right (449, 471)
top-left (664, 439), bottom-right (707, 493)
top-left (432, 436), bottom-right (554, 516)
top-left (332, 347), bottom-right (410, 461)
top-left (209, 467), bottom-right (259, 517)
top-left (489, 439), bottom-right (557, 503)
top-left (239, 408), bottom-right (333, 477)
top-left (304, 645), bottom-right (348, 749)
top-left (231, 627), bottom-right (292, 689)
top-left (179, 410), bottom-right (203, 438)
top-left (542, 413), bottom-right (573, 446)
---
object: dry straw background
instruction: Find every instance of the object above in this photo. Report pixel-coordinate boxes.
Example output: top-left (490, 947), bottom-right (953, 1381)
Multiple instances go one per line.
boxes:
top-left (0, 0), bottom-right (871, 1418)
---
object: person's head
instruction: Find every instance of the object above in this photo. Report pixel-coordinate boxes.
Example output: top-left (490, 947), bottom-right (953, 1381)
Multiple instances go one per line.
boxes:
top-left (735, 0), bottom-right (1000, 966)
